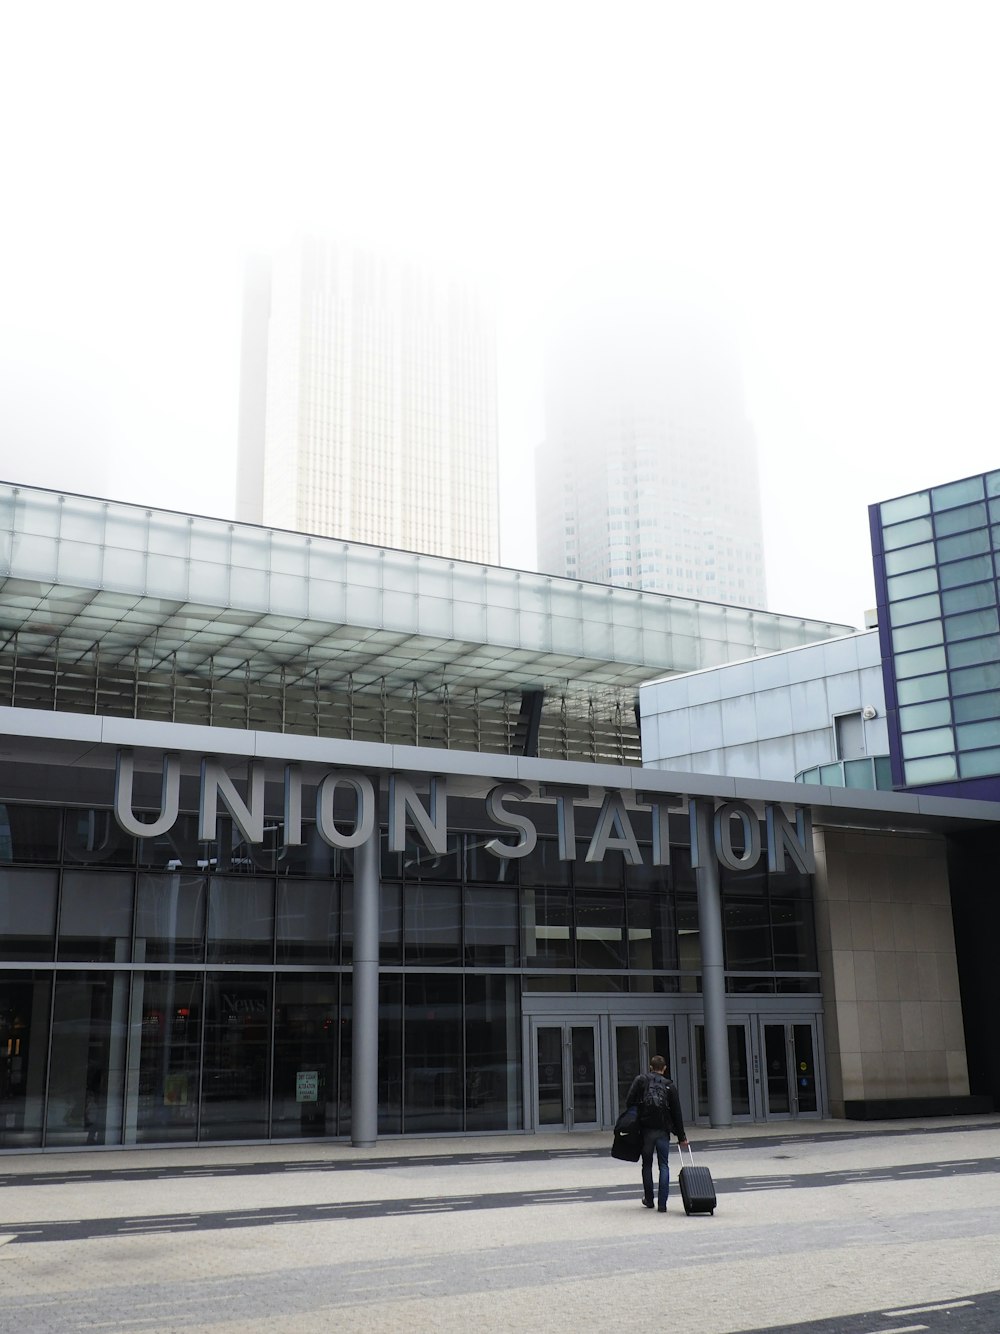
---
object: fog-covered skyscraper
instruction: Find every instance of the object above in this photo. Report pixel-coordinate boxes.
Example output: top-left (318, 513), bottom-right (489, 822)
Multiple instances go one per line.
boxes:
top-left (536, 294), bottom-right (767, 608)
top-left (237, 238), bottom-right (499, 563)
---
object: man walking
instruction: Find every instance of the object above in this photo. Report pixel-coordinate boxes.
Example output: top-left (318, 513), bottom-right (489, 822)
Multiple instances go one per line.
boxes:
top-left (625, 1055), bottom-right (688, 1212)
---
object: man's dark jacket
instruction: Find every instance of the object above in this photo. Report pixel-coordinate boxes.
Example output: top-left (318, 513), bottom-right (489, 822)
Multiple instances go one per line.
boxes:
top-left (625, 1072), bottom-right (687, 1140)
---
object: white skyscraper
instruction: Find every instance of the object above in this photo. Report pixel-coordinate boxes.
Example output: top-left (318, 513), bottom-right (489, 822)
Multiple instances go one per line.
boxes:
top-left (237, 238), bottom-right (499, 563)
top-left (535, 295), bottom-right (767, 609)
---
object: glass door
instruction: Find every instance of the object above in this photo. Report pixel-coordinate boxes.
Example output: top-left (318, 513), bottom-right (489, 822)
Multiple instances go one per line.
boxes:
top-left (532, 1021), bottom-right (600, 1130)
top-left (759, 1020), bottom-right (820, 1118)
top-left (612, 1022), bottom-right (673, 1117)
top-left (693, 1021), bottom-right (753, 1121)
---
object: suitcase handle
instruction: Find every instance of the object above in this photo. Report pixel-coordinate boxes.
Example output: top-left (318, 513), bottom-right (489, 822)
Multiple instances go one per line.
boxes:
top-left (675, 1141), bottom-right (696, 1168)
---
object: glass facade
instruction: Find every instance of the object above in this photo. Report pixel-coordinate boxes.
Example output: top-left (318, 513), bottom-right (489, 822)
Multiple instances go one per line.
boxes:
top-left (873, 470), bottom-right (1000, 789)
top-left (0, 801), bottom-right (819, 1149)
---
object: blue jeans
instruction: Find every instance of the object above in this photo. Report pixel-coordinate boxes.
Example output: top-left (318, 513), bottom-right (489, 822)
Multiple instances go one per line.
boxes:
top-left (641, 1129), bottom-right (671, 1208)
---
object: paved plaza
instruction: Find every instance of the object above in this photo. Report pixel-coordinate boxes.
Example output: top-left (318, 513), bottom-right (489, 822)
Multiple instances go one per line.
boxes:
top-left (1, 1116), bottom-right (999, 1333)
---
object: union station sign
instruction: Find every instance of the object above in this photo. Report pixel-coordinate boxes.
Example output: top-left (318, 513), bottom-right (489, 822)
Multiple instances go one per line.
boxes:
top-left (113, 750), bottom-right (815, 876)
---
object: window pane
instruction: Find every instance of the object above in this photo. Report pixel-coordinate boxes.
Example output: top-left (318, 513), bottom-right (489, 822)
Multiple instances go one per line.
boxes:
top-left (0, 971), bottom-right (51, 1148)
top-left (889, 593), bottom-right (941, 627)
top-left (58, 871), bottom-right (134, 962)
top-left (895, 673), bottom-right (949, 704)
top-left (201, 973), bottom-right (272, 1140)
top-left (933, 501), bottom-right (986, 535)
top-left (937, 529), bottom-right (990, 563)
top-left (47, 971), bottom-right (130, 1146)
top-left (956, 720), bottom-right (1000, 751)
top-left (884, 541), bottom-right (934, 575)
top-left (891, 621), bottom-right (943, 652)
top-left (932, 476), bottom-right (985, 509)
top-left (404, 974), bottom-right (463, 1133)
top-left (887, 567), bottom-right (938, 600)
top-left (0, 868), bottom-right (57, 959)
top-left (953, 691), bottom-right (1000, 724)
top-left (944, 608), bottom-right (999, 641)
top-left (134, 971), bottom-right (202, 1143)
top-left (404, 885), bottom-right (461, 966)
top-left (206, 878), bottom-right (274, 964)
top-left (0, 805), bottom-right (61, 864)
top-left (880, 492), bottom-right (929, 524)
top-left (276, 880), bottom-right (338, 964)
top-left (951, 663), bottom-right (1000, 695)
top-left (941, 582), bottom-right (995, 615)
top-left (575, 889), bottom-right (626, 969)
top-left (465, 975), bottom-right (521, 1131)
top-left (894, 645), bottom-right (947, 678)
top-left (899, 700), bottom-right (952, 731)
top-left (522, 887), bottom-right (572, 967)
top-left (843, 758), bottom-right (875, 789)
top-left (938, 554), bottom-right (994, 588)
top-left (901, 727), bottom-right (954, 759)
top-left (947, 635), bottom-right (1000, 670)
top-left (135, 873), bottom-right (206, 962)
top-left (464, 885), bottom-right (518, 966)
top-left (882, 515), bottom-right (933, 550)
top-left (904, 754), bottom-right (958, 783)
top-left (63, 809), bottom-right (136, 867)
top-left (959, 747), bottom-right (1000, 778)
top-left (271, 974), bottom-right (342, 1139)
top-left (724, 897), bottom-right (771, 970)
top-left (772, 899), bottom-right (817, 971)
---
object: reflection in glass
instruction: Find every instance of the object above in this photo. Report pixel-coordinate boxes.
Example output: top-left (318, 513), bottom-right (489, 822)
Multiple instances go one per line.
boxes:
top-left (64, 809), bottom-right (136, 866)
top-left (276, 880), bottom-right (338, 964)
top-left (59, 871), bottom-right (134, 962)
top-left (465, 975), bottom-right (520, 1131)
top-left (465, 886), bottom-right (517, 967)
top-left (207, 878), bottom-right (274, 964)
top-left (378, 974), bottom-right (402, 1134)
top-left (135, 873), bottom-right (206, 962)
top-left (47, 971), bottom-right (130, 1146)
top-left (536, 1025), bottom-right (564, 1125)
top-left (133, 971), bottom-right (202, 1143)
top-left (200, 973), bottom-right (271, 1140)
top-left (404, 974), bottom-right (463, 1132)
top-left (0, 971), bottom-right (51, 1147)
top-left (0, 805), bottom-right (61, 863)
top-left (522, 888), bottom-right (572, 967)
top-left (404, 885), bottom-right (461, 966)
top-left (272, 974), bottom-right (341, 1138)
top-left (0, 869), bottom-right (57, 960)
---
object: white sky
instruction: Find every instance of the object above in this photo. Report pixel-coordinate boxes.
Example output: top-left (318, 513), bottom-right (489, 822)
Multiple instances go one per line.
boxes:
top-left (2, 1), bottom-right (1000, 629)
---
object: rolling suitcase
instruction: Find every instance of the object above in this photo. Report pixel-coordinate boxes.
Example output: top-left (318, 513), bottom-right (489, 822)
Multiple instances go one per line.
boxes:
top-left (676, 1142), bottom-right (716, 1215)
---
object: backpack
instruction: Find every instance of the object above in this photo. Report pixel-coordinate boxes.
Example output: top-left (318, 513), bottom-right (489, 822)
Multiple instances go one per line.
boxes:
top-left (639, 1073), bottom-right (673, 1129)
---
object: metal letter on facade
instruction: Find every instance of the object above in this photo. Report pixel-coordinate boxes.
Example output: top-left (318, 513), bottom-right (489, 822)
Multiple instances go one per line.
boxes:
top-left (387, 775), bottom-right (448, 855)
top-left (713, 800), bottom-right (763, 871)
top-left (586, 792), bottom-right (643, 864)
top-left (635, 791), bottom-right (683, 865)
top-left (113, 749), bottom-right (181, 838)
top-left (765, 804), bottom-right (815, 874)
top-left (484, 782), bottom-right (538, 857)
top-left (198, 758), bottom-right (266, 844)
top-left (316, 772), bottom-right (376, 849)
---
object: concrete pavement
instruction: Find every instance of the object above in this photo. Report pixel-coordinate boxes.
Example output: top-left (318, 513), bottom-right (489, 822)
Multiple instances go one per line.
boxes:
top-left (1, 1116), bottom-right (999, 1332)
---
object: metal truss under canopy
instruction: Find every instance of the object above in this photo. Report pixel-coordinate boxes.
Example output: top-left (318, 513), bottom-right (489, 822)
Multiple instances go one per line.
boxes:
top-left (0, 483), bottom-right (852, 762)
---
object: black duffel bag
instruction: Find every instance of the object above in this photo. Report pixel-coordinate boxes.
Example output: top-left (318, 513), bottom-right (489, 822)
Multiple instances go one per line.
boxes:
top-left (610, 1105), bottom-right (643, 1162)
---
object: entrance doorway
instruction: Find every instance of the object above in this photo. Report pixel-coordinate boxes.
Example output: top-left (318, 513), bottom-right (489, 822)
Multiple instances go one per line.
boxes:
top-left (531, 1021), bottom-right (601, 1130)
top-left (611, 1022), bottom-right (675, 1117)
top-left (693, 1015), bottom-right (822, 1121)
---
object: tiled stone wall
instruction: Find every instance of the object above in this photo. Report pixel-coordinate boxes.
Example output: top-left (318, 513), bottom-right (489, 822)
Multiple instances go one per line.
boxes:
top-left (813, 826), bottom-right (969, 1114)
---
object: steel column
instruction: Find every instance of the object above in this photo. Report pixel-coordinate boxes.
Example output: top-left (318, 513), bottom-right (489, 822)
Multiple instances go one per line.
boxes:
top-left (694, 800), bottom-right (733, 1128)
top-left (351, 823), bottom-right (380, 1147)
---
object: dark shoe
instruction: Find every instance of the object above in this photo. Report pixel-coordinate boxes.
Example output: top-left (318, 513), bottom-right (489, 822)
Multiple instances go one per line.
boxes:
top-left (657, 1206), bottom-right (667, 1213)
top-left (641, 1198), bottom-right (654, 1209)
